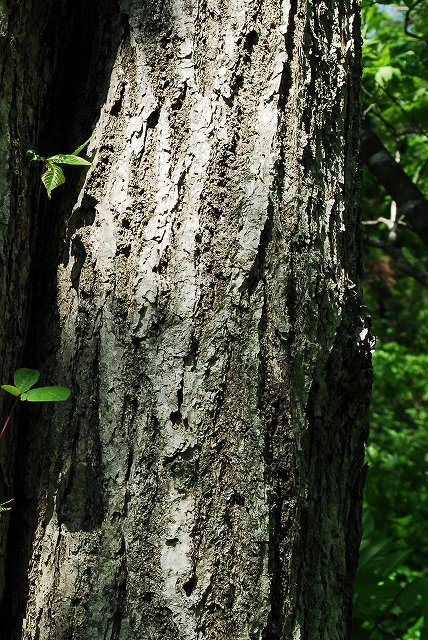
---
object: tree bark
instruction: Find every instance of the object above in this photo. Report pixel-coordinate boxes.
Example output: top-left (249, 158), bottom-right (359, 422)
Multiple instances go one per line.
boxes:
top-left (0, 1), bottom-right (371, 639)
top-left (0, 0), bottom-right (57, 605)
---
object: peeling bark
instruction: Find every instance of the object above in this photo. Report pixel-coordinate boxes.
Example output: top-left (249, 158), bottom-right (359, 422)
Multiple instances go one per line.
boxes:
top-left (0, 1), bottom-right (370, 639)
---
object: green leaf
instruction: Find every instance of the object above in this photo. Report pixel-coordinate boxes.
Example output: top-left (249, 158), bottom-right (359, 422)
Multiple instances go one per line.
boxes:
top-left (421, 618), bottom-right (428, 640)
top-left (41, 163), bottom-right (65, 199)
top-left (72, 133), bottom-right (94, 156)
top-left (26, 149), bottom-right (44, 162)
top-left (374, 65), bottom-right (402, 87)
top-left (25, 386), bottom-right (71, 402)
top-left (14, 368), bottom-right (40, 392)
top-left (398, 578), bottom-right (428, 616)
top-left (357, 536), bottom-right (390, 570)
top-left (46, 154), bottom-right (91, 166)
top-left (0, 385), bottom-right (22, 397)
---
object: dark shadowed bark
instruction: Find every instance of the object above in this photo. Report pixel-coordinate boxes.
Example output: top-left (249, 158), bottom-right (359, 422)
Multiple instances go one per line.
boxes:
top-left (0, 1), bottom-right (371, 639)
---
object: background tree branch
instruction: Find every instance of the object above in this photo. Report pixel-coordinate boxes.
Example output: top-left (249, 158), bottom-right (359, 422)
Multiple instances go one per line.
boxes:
top-left (362, 121), bottom-right (428, 246)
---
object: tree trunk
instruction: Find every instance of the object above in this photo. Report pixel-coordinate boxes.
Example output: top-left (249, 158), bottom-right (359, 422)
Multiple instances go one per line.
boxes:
top-left (0, 1), bottom-right (371, 639)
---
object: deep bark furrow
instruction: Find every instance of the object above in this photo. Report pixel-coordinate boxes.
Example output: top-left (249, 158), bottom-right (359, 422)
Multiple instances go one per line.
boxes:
top-left (0, 1), bottom-right (370, 639)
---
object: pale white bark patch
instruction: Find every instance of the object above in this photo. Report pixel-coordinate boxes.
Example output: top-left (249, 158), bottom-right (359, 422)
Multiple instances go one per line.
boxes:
top-left (160, 490), bottom-right (197, 638)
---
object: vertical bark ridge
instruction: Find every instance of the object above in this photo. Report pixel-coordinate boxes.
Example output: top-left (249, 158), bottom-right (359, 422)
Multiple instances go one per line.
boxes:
top-left (0, 1), bottom-right (370, 639)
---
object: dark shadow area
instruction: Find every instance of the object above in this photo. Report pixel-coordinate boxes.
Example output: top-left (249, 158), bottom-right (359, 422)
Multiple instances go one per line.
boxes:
top-left (0, 1), bottom-right (126, 636)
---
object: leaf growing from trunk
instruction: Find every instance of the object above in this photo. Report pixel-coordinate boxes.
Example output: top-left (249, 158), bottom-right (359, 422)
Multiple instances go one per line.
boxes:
top-left (14, 368), bottom-right (40, 392)
top-left (41, 163), bottom-right (65, 199)
top-left (26, 150), bottom-right (44, 162)
top-left (24, 386), bottom-right (71, 402)
top-left (72, 133), bottom-right (94, 156)
top-left (46, 154), bottom-right (91, 166)
top-left (0, 385), bottom-right (22, 397)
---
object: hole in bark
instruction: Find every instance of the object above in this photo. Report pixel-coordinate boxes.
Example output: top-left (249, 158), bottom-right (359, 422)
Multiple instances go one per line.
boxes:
top-left (183, 574), bottom-right (197, 597)
top-left (228, 491), bottom-right (245, 506)
top-left (110, 82), bottom-right (126, 116)
top-left (244, 30), bottom-right (259, 53)
top-left (71, 235), bottom-right (87, 290)
top-left (170, 379), bottom-right (184, 424)
top-left (165, 537), bottom-right (179, 547)
top-left (147, 106), bottom-right (160, 129)
top-left (171, 82), bottom-right (187, 111)
top-left (116, 242), bottom-right (131, 257)
top-left (169, 409), bottom-right (181, 424)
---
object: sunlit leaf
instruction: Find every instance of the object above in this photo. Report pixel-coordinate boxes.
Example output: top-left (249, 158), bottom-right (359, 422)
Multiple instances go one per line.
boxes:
top-left (41, 163), bottom-right (65, 199)
top-left (375, 65), bottom-right (401, 87)
top-left (71, 133), bottom-right (94, 156)
top-left (46, 154), bottom-right (91, 166)
top-left (0, 385), bottom-right (22, 397)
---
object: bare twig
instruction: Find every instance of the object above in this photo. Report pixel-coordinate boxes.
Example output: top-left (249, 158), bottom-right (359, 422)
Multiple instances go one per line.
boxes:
top-left (414, 157), bottom-right (428, 185)
top-left (362, 122), bottom-right (428, 246)
top-left (363, 217), bottom-right (398, 230)
top-left (0, 396), bottom-right (20, 440)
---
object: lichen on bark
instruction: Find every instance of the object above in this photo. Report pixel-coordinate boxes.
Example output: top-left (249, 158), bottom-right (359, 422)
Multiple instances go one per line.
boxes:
top-left (0, 1), bottom-right (370, 639)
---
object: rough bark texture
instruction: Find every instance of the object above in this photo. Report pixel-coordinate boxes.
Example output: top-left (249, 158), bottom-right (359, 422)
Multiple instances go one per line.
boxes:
top-left (0, 1), bottom-right (371, 639)
top-left (0, 0), bottom-right (56, 605)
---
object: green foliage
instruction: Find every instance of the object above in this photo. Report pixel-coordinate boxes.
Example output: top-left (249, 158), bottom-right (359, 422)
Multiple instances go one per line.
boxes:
top-left (0, 368), bottom-right (71, 515)
top-left (0, 367), bottom-right (71, 443)
top-left (364, 246), bottom-right (428, 351)
top-left (22, 386), bottom-right (71, 402)
top-left (26, 134), bottom-right (93, 198)
top-left (354, 3), bottom-right (428, 638)
top-left (367, 345), bottom-right (428, 555)
top-left (353, 344), bottom-right (428, 638)
top-left (354, 514), bottom-right (428, 639)
top-left (14, 367), bottom-right (40, 392)
top-left (1, 368), bottom-right (70, 403)
top-left (362, 0), bottom-right (428, 212)
top-left (41, 163), bottom-right (65, 199)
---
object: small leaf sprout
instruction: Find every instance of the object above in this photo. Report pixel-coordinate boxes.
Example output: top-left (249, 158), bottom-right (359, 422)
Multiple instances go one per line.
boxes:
top-left (0, 368), bottom-right (71, 514)
top-left (26, 134), bottom-right (93, 198)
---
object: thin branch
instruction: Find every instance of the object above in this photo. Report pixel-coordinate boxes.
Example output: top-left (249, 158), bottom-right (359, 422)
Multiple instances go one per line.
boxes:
top-left (414, 157), bottom-right (428, 185)
top-left (362, 121), bottom-right (428, 246)
top-left (404, 0), bottom-right (428, 44)
top-left (364, 235), bottom-right (428, 288)
top-left (0, 396), bottom-right (20, 440)
top-left (363, 84), bottom-right (428, 144)
top-left (381, 86), bottom-right (428, 142)
top-left (363, 217), bottom-right (396, 230)
top-left (362, 88), bottom-right (399, 137)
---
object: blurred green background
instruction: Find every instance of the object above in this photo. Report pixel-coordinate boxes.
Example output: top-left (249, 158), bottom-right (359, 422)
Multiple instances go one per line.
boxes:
top-left (353, 2), bottom-right (428, 638)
